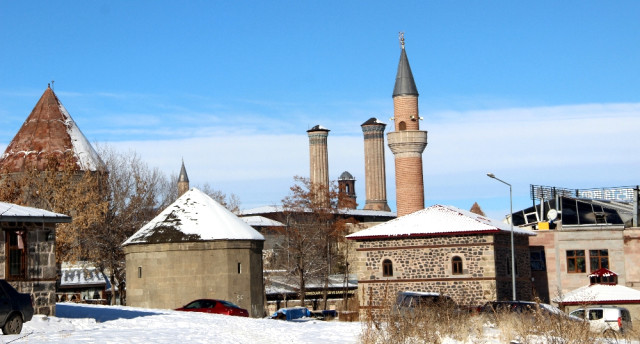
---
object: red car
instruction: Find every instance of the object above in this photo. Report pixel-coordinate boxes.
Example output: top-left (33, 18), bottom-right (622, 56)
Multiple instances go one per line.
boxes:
top-left (175, 299), bottom-right (249, 317)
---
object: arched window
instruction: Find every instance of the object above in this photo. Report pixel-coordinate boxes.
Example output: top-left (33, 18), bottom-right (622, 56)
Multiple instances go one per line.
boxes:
top-left (382, 259), bottom-right (393, 277)
top-left (452, 256), bottom-right (463, 275)
top-left (399, 121), bottom-right (407, 131)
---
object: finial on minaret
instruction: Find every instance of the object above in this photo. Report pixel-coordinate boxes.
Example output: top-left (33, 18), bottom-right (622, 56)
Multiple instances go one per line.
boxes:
top-left (399, 32), bottom-right (405, 49)
top-left (51, 80), bottom-right (55, 90)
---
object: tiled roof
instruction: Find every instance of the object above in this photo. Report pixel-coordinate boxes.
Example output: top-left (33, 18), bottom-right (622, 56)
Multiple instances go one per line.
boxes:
top-left (0, 86), bottom-right (104, 172)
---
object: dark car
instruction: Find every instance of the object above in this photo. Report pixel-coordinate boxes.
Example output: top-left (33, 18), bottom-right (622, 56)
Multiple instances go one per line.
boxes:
top-left (0, 280), bottom-right (34, 335)
top-left (395, 291), bottom-right (457, 310)
top-left (175, 299), bottom-right (248, 317)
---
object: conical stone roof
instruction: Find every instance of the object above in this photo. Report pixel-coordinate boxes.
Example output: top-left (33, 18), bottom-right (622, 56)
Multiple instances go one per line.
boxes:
top-left (0, 86), bottom-right (104, 172)
top-left (123, 188), bottom-right (265, 245)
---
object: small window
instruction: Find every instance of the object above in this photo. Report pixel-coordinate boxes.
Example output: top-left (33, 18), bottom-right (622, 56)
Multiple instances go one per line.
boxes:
top-left (589, 249), bottom-right (609, 272)
top-left (237, 262), bottom-right (242, 274)
top-left (452, 256), bottom-right (463, 275)
top-left (138, 267), bottom-right (142, 278)
top-left (382, 259), bottom-right (393, 277)
top-left (567, 250), bottom-right (586, 273)
top-left (6, 230), bottom-right (27, 280)
top-left (530, 247), bottom-right (547, 271)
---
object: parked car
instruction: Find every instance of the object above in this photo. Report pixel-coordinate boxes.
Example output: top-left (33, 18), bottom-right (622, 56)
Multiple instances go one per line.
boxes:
top-left (395, 291), bottom-right (457, 310)
top-left (478, 300), bottom-right (582, 323)
top-left (569, 306), bottom-right (632, 334)
top-left (0, 280), bottom-right (34, 335)
top-left (175, 299), bottom-right (248, 317)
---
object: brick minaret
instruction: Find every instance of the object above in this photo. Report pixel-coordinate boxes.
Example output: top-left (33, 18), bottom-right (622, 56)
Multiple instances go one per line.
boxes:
top-left (338, 171), bottom-right (357, 209)
top-left (178, 160), bottom-right (190, 197)
top-left (307, 125), bottom-right (330, 195)
top-left (361, 118), bottom-right (391, 211)
top-left (387, 34), bottom-right (428, 217)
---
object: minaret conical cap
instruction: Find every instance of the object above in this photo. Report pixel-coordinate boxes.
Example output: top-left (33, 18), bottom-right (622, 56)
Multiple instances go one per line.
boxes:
top-left (179, 160), bottom-right (189, 183)
top-left (392, 45), bottom-right (419, 97)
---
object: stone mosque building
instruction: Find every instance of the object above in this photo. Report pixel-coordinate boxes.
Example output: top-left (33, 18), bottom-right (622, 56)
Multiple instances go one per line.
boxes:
top-left (346, 35), bottom-right (535, 311)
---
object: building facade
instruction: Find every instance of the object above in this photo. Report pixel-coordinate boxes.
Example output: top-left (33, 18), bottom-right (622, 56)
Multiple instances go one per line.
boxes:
top-left (347, 205), bottom-right (535, 315)
top-left (123, 188), bottom-right (265, 317)
top-left (0, 202), bottom-right (70, 315)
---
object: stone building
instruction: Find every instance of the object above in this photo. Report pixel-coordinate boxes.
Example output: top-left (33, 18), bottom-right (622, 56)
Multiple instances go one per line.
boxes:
top-left (0, 201), bottom-right (70, 315)
top-left (0, 85), bottom-right (102, 315)
top-left (123, 188), bottom-right (265, 317)
top-left (346, 204), bottom-right (535, 313)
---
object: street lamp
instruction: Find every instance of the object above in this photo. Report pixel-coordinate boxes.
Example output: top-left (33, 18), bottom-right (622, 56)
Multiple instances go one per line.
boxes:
top-left (487, 173), bottom-right (516, 301)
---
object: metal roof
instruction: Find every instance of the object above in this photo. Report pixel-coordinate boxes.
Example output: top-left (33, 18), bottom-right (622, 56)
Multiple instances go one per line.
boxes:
top-left (392, 47), bottom-right (419, 97)
top-left (0, 202), bottom-right (71, 223)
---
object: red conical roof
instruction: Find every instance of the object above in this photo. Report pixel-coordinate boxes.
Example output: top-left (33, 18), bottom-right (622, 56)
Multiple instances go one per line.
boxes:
top-left (0, 86), bottom-right (104, 172)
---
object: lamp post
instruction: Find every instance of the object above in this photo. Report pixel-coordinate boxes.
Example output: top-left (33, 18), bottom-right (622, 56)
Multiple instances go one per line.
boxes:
top-left (487, 173), bottom-right (516, 301)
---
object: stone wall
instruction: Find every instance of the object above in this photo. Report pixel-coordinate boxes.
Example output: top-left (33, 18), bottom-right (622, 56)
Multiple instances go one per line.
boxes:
top-left (0, 222), bottom-right (58, 315)
top-left (124, 240), bottom-right (264, 317)
top-left (353, 232), bottom-right (532, 315)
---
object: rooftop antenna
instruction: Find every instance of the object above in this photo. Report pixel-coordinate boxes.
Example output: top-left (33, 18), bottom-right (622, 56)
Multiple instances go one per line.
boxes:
top-left (399, 32), bottom-right (405, 49)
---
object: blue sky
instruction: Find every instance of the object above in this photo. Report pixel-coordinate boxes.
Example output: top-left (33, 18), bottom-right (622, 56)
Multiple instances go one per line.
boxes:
top-left (1, 1), bottom-right (639, 220)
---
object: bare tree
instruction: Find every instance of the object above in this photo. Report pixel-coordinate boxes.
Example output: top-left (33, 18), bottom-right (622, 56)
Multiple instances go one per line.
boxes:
top-left (278, 176), bottom-right (356, 307)
top-left (91, 144), bottom-right (173, 305)
top-left (199, 182), bottom-right (242, 213)
top-left (0, 153), bottom-right (108, 263)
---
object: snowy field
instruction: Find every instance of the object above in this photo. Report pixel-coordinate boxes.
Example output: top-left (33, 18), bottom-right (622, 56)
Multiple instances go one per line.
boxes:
top-left (3, 303), bottom-right (638, 343)
top-left (5, 303), bottom-right (361, 344)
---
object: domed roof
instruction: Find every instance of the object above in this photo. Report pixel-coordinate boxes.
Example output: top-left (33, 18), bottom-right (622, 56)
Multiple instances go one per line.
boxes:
top-left (339, 171), bottom-right (354, 180)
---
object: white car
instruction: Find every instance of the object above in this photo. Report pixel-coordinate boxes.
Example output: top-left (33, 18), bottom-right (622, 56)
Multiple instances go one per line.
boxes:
top-left (569, 306), bottom-right (632, 334)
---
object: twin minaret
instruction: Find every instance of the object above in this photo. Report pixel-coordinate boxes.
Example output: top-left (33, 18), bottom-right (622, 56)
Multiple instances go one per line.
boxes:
top-left (307, 34), bottom-right (427, 216)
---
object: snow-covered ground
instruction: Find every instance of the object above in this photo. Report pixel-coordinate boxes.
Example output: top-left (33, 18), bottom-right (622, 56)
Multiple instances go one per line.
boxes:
top-left (6, 303), bottom-right (361, 343)
top-left (3, 303), bottom-right (638, 343)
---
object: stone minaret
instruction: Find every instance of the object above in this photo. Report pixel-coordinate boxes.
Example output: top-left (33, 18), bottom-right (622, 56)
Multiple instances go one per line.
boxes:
top-left (307, 125), bottom-right (330, 195)
top-left (338, 171), bottom-right (357, 209)
top-left (178, 160), bottom-right (190, 197)
top-left (387, 33), bottom-right (428, 217)
top-left (361, 118), bottom-right (391, 212)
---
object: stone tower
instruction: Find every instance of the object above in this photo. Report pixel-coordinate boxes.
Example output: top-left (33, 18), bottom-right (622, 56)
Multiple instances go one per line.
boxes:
top-left (307, 125), bottom-right (330, 193)
top-left (178, 160), bottom-right (190, 197)
top-left (338, 171), bottom-right (357, 209)
top-left (361, 118), bottom-right (391, 212)
top-left (387, 34), bottom-right (428, 217)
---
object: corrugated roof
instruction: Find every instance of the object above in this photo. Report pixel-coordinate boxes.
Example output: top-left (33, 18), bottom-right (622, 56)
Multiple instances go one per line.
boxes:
top-left (0, 201), bottom-right (71, 223)
top-left (0, 86), bottom-right (104, 172)
top-left (123, 188), bottom-right (264, 246)
top-left (346, 204), bottom-right (535, 240)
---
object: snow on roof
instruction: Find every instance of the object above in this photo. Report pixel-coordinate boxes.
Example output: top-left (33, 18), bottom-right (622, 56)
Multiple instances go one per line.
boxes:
top-left (346, 204), bottom-right (535, 239)
top-left (123, 188), bottom-right (264, 246)
top-left (240, 216), bottom-right (284, 227)
top-left (0, 201), bottom-right (71, 223)
top-left (239, 205), bottom-right (396, 218)
top-left (555, 284), bottom-right (640, 305)
top-left (59, 262), bottom-right (109, 288)
top-left (0, 87), bottom-right (104, 172)
top-left (58, 101), bottom-right (104, 171)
